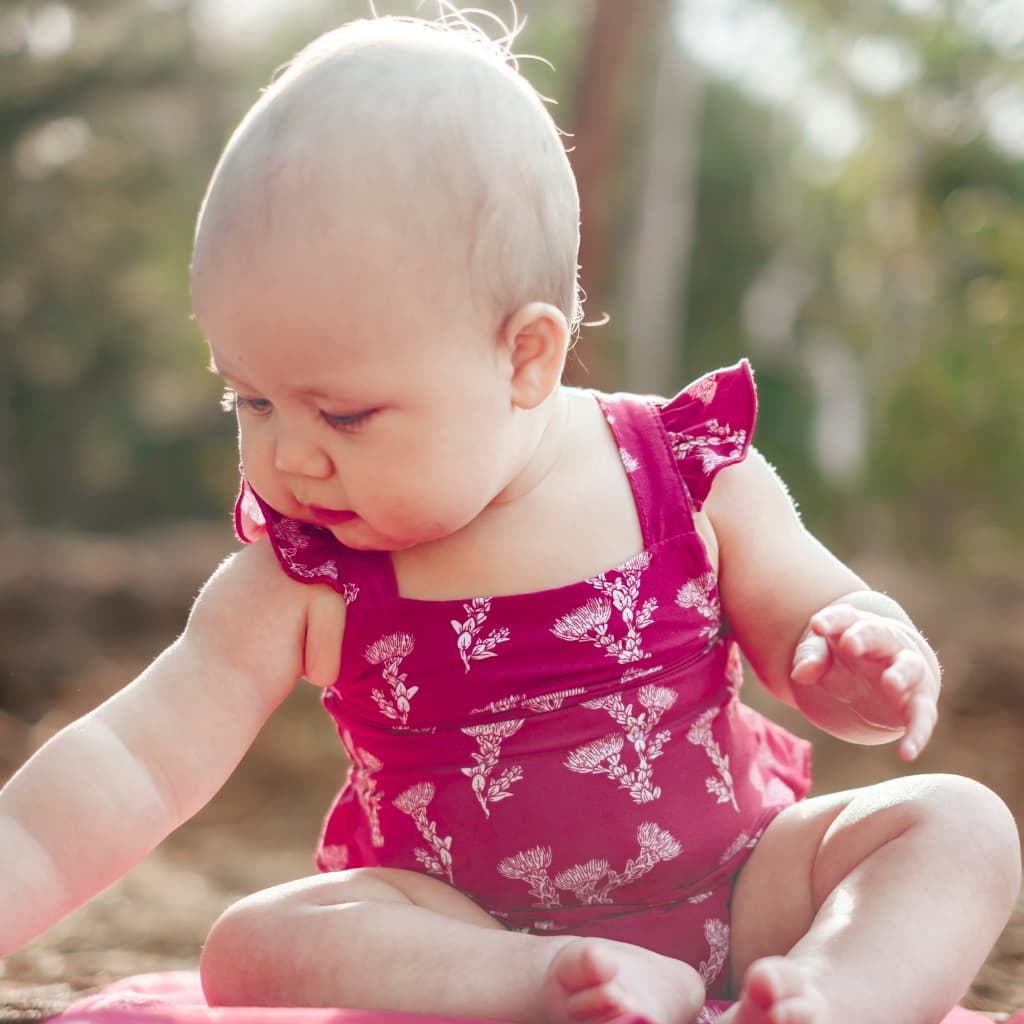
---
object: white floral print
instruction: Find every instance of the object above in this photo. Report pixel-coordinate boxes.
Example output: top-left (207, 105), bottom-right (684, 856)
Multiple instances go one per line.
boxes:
top-left (268, 518), bottom-right (359, 602)
top-left (699, 918), bottom-right (730, 986)
top-left (675, 572), bottom-right (721, 642)
top-left (687, 375), bottom-right (718, 406)
top-left (619, 447), bottom-right (640, 473)
top-left (498, 822), bottom-right (682, 908)
top-left (687, 707), bottom-right (739, 812)
top-left (620, 664), bottom-right (663, 685)
top-left (667, 421), bottom-right (747, 475)
top-left (725, 641), bottom-right (745, 699)
top-left (451, 597), bottom-right (510, 672)
top-left (318, 844), bottom-right (350, 871)
top-left (565, 684), bottom-right (677, 803)
top-left (472, 688), bottom-right (586, 718)
top-left (551, 552), bottom-right (657, 664)
top-left (697, 1004), bottom-right (725, 1024)
top-left (461, 718), bottom-right (525, 817)
top-left (521, 687), bottom-right (587, 714)
top-left (364, 632), bottom-right (417, 726)
top-left (719, 828), bottom-right (761, 864)
top-left (393, 781), bottom-right (454, 883)
top-left (497, 846), bottom-right (559, 908)
top-left (342, 729), bottom-right (385, 847)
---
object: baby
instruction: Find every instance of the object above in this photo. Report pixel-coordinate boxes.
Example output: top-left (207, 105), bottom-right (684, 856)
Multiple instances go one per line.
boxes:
top-left (0, 12), bottom-right (1020, 1024)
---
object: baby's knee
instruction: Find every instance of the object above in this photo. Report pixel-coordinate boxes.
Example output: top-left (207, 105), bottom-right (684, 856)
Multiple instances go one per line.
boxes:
top-left (898, 774), bottom-right (1020, 902)
top-left (200, 869), bottom-right (401, 1006)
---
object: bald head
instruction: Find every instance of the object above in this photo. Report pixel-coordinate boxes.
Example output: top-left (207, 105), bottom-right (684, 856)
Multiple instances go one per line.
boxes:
top-left (192, 16), bottom-right (581, 332)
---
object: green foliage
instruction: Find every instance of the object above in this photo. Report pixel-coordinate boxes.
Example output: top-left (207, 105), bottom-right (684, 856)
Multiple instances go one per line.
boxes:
top-left (3, 0), bottom-right (1021, 567)
top-left (682, 2), bottom-right (1024, 561)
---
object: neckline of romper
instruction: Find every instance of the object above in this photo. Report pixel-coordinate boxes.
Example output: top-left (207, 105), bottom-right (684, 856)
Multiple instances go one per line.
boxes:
top-left (352, 389), bottom-right (701, 606)
top-left (236, 360), bottom-right (753, 607)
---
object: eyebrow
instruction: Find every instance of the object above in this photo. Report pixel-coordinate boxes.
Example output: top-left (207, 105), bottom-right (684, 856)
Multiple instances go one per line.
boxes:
top-left (207, 362), bottom-right (359, 404)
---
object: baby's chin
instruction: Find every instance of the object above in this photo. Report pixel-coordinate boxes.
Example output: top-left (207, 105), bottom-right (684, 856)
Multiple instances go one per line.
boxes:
top-left (324, 517), bottom-right (451, 553)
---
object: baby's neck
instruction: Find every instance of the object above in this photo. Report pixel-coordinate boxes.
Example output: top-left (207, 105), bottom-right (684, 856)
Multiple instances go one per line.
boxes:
top-left (490, 388), bottom-right (572, 509)
top-left (390, 388), bottom-right (646, 601)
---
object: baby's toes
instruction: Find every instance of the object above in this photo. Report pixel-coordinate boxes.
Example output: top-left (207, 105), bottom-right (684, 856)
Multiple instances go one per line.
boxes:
top-left (552, 940), bottom-right (617, 994)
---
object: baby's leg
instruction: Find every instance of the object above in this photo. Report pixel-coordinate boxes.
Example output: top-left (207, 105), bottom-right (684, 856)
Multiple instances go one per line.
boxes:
top-left (722, 774), bottom-right (1021, 1024)
top-left (199, 866), bottom-right (704, 1024)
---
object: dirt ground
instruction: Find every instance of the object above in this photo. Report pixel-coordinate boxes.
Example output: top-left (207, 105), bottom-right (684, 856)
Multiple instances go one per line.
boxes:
top-left (0, 526), bottom-right (1021, 1020)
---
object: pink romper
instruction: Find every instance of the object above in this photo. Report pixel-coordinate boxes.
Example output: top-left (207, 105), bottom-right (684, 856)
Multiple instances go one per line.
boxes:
top-left (236, 360), bottom-right (811, 1001)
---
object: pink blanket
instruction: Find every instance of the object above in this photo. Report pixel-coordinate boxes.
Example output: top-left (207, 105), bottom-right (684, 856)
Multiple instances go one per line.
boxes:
top-left (55, 971), bottom-right (1021, 1024)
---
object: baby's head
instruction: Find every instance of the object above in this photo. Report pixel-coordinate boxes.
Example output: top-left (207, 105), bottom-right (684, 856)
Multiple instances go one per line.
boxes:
top-left (192, 12), bottom-right (581, 338)
top-left (191, 13), bottom-right (583, 551)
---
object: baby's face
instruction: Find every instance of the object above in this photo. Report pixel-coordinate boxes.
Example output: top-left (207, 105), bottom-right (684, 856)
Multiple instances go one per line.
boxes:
top-left (195, 213), bottom-right (524, 552)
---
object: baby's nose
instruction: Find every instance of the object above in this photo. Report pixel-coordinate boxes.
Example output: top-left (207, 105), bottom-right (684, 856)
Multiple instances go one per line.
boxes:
top-left (273, 423), bottom-right (333, 479)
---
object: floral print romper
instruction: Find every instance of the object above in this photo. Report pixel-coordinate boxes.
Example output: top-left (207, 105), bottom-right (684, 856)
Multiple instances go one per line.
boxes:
top-left (236, 360), bottom-right (811, 1002)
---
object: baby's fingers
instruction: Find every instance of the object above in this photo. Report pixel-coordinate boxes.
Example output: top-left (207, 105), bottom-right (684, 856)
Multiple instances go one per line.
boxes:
top-left (833, 617), bottom-right (908, 662)
top-left (881, 650), bottom-right (937, 760)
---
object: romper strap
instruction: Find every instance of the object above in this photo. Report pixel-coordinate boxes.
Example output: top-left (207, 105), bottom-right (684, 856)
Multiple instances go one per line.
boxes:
top-left (596, 392), bottom-right (695, 547)
top-left (596, 360), bottom-right (757, 547)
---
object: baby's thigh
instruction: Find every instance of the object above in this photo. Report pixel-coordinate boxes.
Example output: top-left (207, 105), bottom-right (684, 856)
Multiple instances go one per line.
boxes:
top-left (210, 867), bottom-right (504, 936)
top-left (728, 773), bottom-right (1016, 983)
top-left (200, 868), bottom-right (505, 1005)
top-left (728, 788), bottom-right (855, 980)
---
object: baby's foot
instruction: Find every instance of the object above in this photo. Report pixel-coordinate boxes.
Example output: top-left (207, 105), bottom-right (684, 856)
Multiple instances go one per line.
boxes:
top-left (542, 937), bottom-right (704, 1024)
top-left (719, 957), bottom-right (827, 1024)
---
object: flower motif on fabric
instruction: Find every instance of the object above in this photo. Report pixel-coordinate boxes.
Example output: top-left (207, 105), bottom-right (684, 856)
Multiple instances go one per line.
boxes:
top-left (393, 781), bottom-right (454, 884)
top-left (697, 1007), bottom-right (725, 1024)
top-left (725, 641), bottom-right (745, 698)
top-left (686, 375), bottom-right (719, 406)
top-left (699, 918), bottom-right (730, 987)
top-left (620, 664), bottom-right (663, 685)
top-left (342, 729), bottom-right (385, 847)
top-left (364, 632), bottom-right (417, 726)
top-left (268, 518), bottom-right (359, 602)
top-left (461, 717), bottom-right (525, 817)
top-left (497, 845), bottom-right (559, 908)
top-left (521, 687), bottom-right (587, 714)
top-left (667, 421), bottom-right (748, 476)
top-left (619, 447), bottom-right (640, 474)
top-left (498, 822), bottom-right (682, 909)
top-left (318, 844), bottom-right (351, 872)
top-left (564, 685), bottom-right (677, 804)
top-left (675, 572), bottom-right (721, 643)
top-left (687, 707), bottom-right (739, 811)
top-left (451, 597), bottom-right (510, 672)
top-left (551, 552), bottom-right (657, 665)
top-left (719, 828), bottom-right (761, 865)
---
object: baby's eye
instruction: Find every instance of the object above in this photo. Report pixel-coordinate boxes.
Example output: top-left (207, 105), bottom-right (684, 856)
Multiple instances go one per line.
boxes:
top-left (221, 388), bottom-right (272, 416)
top-left (322, 409), bottom-right (376, 431)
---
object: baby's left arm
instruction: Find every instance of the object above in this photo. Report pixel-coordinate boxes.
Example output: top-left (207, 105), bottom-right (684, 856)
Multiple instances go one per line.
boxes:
top-left (704, 449), bottom-right (940, 761)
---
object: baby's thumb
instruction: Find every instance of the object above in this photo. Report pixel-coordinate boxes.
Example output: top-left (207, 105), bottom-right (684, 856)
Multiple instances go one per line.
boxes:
top-left (790, 633), bottom-right (830, 686)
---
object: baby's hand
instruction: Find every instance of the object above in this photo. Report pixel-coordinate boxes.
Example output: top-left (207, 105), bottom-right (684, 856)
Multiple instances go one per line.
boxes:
top-left (790, 603), bottom-right (939, 761)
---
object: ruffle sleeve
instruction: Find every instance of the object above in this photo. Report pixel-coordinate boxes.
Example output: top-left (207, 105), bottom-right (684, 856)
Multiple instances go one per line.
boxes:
top-left (658, 359), bottom-right (757, 511)
top-left (233, 478), bottom-right (360, 603)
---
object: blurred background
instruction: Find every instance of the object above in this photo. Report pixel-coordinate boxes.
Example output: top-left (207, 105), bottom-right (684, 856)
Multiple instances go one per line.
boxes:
top-left (0, 0), bottom-right (1021, 1018)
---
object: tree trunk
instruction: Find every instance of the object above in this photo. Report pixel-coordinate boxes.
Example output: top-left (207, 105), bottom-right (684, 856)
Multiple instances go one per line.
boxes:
top-left (622, 24), bottom-right (702, 394)
top-left (567, 0), bottom-right (671, 389)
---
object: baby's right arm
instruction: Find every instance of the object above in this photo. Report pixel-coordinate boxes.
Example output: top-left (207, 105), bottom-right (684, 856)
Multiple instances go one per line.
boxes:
top-left (0, 539), bottom-right (344, 956)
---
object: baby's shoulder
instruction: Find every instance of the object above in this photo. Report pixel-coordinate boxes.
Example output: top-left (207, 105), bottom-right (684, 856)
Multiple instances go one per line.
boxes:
top-left (187, 540), bottom-right (347, 689)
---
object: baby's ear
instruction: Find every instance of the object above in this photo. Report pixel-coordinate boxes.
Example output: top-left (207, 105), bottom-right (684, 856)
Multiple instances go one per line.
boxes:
top-left (501, 302), bottom-right (569, 409)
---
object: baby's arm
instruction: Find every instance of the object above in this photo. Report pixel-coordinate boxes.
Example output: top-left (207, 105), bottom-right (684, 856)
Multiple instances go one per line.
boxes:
top-left (705, 449), bottom-right (940, 760)
top-left (0, 540), bottom-right (343, 955)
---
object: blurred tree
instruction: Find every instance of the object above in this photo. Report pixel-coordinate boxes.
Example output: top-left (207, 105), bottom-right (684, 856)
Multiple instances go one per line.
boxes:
top-left (2, 0), bottom-right (232, 530)
top-left (2, 0), bottom-right (1021, 569)
top-left (675, 0), bottom-right (1024, 560)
